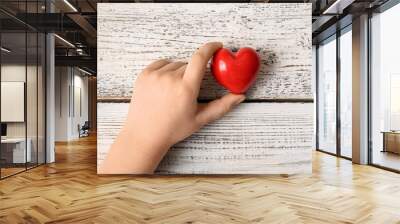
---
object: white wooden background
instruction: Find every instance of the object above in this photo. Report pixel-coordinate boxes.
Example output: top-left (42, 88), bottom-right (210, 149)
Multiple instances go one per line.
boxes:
top-left (98, 103), bottom-right (313, 174)
top-left (97, 3), bottom-right (312, 101)
top-left (97, 3), bottom-right (313, 174)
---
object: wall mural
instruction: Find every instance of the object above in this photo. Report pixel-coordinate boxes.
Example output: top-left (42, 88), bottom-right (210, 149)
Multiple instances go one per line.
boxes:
top-left (97, 3), bottom-right (313, 174)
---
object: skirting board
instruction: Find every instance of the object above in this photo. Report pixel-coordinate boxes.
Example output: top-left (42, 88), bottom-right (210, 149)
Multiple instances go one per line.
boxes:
top-left (97, 102), bottom-right (314, 174)
top-left (97, 3), bottom-right (312, 101)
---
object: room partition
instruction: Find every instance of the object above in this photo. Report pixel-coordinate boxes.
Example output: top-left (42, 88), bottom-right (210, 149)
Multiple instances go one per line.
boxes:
top-left (0, 0), bottom-right (47, 179)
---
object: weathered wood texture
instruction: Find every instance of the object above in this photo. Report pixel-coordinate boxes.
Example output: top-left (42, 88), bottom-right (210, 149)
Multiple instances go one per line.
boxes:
top-left (97, 3), bottom-right (313, 174)
top-left (97, 102), bottom-right (314, 174)
top-left (97, 3), bottom-right (312, 101)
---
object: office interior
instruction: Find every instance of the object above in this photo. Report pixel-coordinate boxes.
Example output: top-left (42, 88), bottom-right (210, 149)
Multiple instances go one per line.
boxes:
top-left (0, 0), bottom-right (400, 222)
top-left (315, 2), bottom-right (400, 172)
top-left (0, 0), bottom-right (97, 179)
top-left (0, 0), bottom-right (399, 177)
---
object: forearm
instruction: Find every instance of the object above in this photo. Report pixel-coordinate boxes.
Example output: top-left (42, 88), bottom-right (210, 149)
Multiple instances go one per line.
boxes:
top-left (99, 125), bottom-right (170, 174)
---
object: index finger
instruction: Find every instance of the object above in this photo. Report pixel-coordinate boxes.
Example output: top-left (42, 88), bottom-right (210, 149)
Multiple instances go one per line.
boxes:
top-left (184, 42), bottom-right (222, 90)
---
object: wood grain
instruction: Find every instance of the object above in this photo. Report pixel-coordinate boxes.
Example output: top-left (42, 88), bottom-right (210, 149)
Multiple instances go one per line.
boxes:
top-left (97, 3), bottom-right (313, 174)
top-left (97, 3), bottom-right (312, 101)
top-left (97, 102), bottom-right (314, 174)
top-left (2, 136), bottom-right (400, 223)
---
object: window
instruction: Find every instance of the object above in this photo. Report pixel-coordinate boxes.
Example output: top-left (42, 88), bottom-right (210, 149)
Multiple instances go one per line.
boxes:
top-left (370, 2), bottom-right (400, 171)
top-left (317, 36), bottom-right (337, 154)
top-left (339, 27), bottom-right (352, 158)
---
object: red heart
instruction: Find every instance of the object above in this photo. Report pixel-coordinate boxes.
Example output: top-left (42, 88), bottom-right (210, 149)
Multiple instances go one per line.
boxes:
top-left (211, 47), bottom-right (260, 94)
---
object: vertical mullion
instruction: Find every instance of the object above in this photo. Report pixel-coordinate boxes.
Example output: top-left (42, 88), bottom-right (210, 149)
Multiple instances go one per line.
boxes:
top-left (44, 0), bottom-right (48, 164)
top-left (72, 68), bottom-right (75, 118)
top-left (316, 45), bottom-right (320, 150)
top-left (25, 0), bottom-right (28, 171)
top-left (68, 69), bottom-right (70, 118)
top-left (367, 11), bottom-right (373, 165)
top-left (336, 28), bottom-right (341, 157)
top-left (0, 22), bottom-right (2, 179)
top-left (36, 0), bottom-right (39, 167)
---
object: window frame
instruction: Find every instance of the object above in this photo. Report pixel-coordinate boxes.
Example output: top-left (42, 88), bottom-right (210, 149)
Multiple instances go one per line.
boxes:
top-left (315, 24), bottom-right (353, 161)
top-left (367, 0), bottom-right (400, 173)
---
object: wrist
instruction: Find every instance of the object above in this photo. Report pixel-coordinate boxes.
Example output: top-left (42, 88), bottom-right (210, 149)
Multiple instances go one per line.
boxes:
top-left (121, 124), bottom-right (171, 160)
top-left (100, 124), bottom-right (170, 174)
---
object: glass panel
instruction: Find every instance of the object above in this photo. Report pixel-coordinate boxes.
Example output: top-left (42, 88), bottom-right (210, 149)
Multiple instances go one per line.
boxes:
top-left (371, 4), bottom-right (400, 171)
top-left (340, 28), bottom-right (352, 158)
top-left (38, 32), bottom-right (45, 165)
top-left (26, 0), bottom-right (39, 169)
top-left (0, 1), bottom-right (46, 178)
top-left (318, 36), bottom-right (337, 154)
top-left (1, 30), bottom-right (27, 177)
top-left (27, 31), bottom-right (38, 169)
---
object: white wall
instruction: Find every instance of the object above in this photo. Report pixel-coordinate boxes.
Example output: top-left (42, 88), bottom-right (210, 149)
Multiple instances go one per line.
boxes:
top-left (54, 67), bottom-right (89, 141)
top-left (71, 72), bottom-right (89, 138)
top-left (1, 65), bottom-right (26, 140)
top-left (1, 64), bottom-right (40, 138)
top-left (55, 66), bottom-right (69, 141)
top-left (1, 63), bottom-right (46, 163)
top-left (1, 82), bottom-right (25, 122)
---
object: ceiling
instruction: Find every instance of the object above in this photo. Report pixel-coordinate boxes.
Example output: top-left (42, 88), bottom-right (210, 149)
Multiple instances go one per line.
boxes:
top-left (0, 0), bottom-right (392, 74)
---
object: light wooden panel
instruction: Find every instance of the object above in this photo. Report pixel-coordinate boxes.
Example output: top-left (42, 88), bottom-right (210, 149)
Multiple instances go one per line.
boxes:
top-left (4, 136), bottom-right (400, 223)
top-left (97, 3), bottom-right (312, 101)
top-left (1, 82), bottom-right (24, 122)
top-left (97, 102), bottom-right (314, 174)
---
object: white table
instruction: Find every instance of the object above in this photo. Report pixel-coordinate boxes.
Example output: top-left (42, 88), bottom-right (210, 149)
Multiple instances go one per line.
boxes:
top-left (1, 138), bottom-right (31, 163)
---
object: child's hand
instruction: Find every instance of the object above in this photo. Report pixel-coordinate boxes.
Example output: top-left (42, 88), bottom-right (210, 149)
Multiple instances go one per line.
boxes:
top-left (99, 42), bottom-right (245, 174)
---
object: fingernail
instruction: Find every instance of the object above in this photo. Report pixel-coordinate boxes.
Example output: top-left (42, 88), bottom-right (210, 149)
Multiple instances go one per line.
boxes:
top-left (235, 95), bottom-right (246, 105)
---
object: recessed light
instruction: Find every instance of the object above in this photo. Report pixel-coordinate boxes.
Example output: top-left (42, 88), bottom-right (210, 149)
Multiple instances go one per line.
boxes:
top-left (54, 34), bottom-right (75, 48)
top-left (1, 47), bottom-right (11, 53)
top-left (323, 0), bottom-right (355, 15)
top-left (78, 67), bottom-right (93, 76)
top-left (63, 0), bottom-right (78, 12)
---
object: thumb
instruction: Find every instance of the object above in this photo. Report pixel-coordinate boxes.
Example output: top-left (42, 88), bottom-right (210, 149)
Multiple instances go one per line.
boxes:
top-left (196, 93), bottom-right (245, 127)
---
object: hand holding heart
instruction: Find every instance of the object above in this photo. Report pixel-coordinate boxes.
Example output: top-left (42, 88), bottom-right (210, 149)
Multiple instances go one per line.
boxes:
top-left (211, 47), bottom-right (260, 94)
top-left (100, 42), bottom-right (249, 174)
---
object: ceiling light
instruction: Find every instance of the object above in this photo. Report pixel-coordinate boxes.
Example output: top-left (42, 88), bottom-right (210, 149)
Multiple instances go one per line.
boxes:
top-left (63, 0), bottom-right (78, 12)
top-left (78, 67), bottom-right (93, 76)
top-left (54, 34), bottom-right (75, 48)
top-left (1, 47), bottom-right (11, 53)
top-left (76, 48), bottom-right (84, 55)
top-left (323, 0), bottom-right (355, 14)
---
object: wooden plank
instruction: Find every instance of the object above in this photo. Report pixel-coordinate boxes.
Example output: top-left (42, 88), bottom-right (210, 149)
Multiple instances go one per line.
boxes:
top-left (97, 3), bottom-right (312, 101)
top-left (97, 102), bottom-right (314, 174)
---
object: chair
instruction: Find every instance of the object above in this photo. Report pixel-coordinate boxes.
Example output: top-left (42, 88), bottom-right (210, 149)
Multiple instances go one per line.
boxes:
top-left (79, 121), bottom-right (90, 138)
